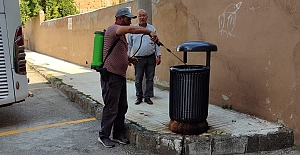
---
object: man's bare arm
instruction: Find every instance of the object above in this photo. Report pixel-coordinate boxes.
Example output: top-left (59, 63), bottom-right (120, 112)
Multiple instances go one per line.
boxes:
top-left (116, 26), bottom-right (157, 41)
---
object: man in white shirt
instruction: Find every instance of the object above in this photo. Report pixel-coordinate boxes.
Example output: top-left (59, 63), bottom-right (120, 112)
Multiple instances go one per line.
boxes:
top-left (127, 9), bottom-right (162, 105)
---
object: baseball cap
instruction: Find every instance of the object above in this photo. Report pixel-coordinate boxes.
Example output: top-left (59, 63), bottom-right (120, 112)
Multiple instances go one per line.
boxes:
top-left (115, 7), bottom-right (137, 19)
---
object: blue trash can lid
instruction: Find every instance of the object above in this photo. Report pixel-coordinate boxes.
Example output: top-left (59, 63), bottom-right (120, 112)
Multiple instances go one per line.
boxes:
top-left (176, 41), bottom-right (217, 52)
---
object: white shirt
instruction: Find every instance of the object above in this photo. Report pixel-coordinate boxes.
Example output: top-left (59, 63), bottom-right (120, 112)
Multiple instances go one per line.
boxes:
top-left (127, 23), bottom-right (161, 57)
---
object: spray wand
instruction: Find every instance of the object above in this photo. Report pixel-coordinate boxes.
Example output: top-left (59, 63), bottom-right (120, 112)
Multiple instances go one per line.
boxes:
top-left (129, 35), bottom-right (190, 68)
top-left (155, 41), bottom-right (190, 68)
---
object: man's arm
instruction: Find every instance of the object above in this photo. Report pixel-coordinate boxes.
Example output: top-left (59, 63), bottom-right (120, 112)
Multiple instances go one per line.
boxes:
top-left (116, 26), bottom-right (157, 41)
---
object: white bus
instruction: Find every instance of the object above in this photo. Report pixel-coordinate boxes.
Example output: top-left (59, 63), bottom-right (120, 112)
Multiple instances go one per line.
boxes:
top-left (0, 0), bottom-right (28, 107)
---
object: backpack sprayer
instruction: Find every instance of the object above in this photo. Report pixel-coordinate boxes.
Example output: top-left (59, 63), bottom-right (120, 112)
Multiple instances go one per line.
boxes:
top-left (91, 29), bottom-right (120, 72)
top-left (91, 30), bottom-right (105, 72)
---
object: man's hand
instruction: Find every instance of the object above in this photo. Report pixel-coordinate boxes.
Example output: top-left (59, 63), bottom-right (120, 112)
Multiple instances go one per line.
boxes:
top-left (156, 56), bottom-right (161, 65)
top-left (128, 57), bottom-right (138, 65)
top-left (149, 32), bottom-right (158, 43)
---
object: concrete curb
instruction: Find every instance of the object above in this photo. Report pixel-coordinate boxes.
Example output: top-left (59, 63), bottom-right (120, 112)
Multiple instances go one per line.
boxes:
top-left (28, 62), bottom-right (294, 155)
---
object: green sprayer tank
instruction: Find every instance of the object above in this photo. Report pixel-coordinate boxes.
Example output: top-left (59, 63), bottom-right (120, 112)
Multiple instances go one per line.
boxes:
top-left (91, 31), bottom-right (105, 72)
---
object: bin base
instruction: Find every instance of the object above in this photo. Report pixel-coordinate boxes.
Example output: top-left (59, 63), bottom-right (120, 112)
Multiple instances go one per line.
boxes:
top-left (169, 120), bottom-right (208, 135)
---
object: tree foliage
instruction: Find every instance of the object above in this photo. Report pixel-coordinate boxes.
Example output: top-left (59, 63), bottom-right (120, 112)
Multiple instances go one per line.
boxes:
top-left (20, 0), bottom-right (42, 25)
top-left (20, 0), bottom-right (79, 25)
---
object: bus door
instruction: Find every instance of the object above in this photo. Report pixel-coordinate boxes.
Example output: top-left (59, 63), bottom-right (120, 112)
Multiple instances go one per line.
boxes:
top-left (0, 0), bottom-right (4, 13)
top-left (0, 11), bottom-right (17, 104)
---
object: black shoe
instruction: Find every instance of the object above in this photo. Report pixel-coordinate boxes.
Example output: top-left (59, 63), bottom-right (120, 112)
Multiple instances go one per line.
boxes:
top-left (98, 137), bottom-right (115, 148)
top-left (135, 98), bottom-right (142, 105)
top-left (144, 98), bottom-right (153, 105)
top-left (112, 135), bottom-right (130, 145)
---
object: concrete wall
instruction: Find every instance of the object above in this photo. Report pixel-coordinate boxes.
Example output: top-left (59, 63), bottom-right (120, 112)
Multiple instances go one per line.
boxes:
top-left (23, 0), bottom-right (300, 146)
top-left (73, 0), bottom-right (127, 13)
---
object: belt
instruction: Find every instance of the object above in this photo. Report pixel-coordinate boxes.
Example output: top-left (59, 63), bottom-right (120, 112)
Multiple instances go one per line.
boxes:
top-left (135, 53), bottom-right (155, 58)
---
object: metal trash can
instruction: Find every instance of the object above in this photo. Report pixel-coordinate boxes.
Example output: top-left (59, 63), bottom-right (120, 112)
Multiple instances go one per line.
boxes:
top-left (169, 41), bottom-right (217, 135)
top-left (170, 65), bottom-right (210, 123)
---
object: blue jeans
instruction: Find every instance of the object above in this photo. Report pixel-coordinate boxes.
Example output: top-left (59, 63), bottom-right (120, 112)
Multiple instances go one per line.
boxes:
top-left (99, 72), bottom-right (128, 138)
top-left (134, 54), bottom-right (156, 98)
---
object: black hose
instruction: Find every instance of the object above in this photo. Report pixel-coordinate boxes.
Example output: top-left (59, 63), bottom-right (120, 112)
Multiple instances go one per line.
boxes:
top-left (131, 34), bottom-right (145, 58)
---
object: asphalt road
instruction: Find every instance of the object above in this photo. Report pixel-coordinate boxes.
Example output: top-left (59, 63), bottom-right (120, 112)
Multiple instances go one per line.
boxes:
top-left (0, 66), bottom-right (157, 155)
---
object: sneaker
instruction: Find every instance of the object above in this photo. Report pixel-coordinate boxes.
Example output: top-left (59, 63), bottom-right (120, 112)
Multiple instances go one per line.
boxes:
top-left (144, 98), bottom-right (153, 105)
top-left (112, 135), bottom-right (130, 145)
top-left (98, 137), bottom-right (115, 148)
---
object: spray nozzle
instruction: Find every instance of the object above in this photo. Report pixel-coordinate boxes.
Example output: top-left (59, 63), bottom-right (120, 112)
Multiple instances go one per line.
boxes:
top-left (148, 34), bottom-right (164, 46)
top-left (155, 41), bottom-right (164, 46)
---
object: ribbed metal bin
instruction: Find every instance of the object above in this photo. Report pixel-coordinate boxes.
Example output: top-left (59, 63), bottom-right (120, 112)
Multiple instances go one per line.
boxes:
top-left (169, 65), bottom-right (210, 123)
top-left (168, 41), bottom-right (217, 135)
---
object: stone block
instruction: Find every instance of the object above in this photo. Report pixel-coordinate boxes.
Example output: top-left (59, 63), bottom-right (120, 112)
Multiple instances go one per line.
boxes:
top-left (125, 121), bottom-right (143, 145)
top-left (157, 135), bottom-right (183, 155)
top-left (212, 135), bottom-right (247, 154)
top-left (136, 130), bottom-right (158, 152)
top-left (254, 127), bottom-right (294, 152)
top-left (185, 135), bottom-right (212, 155)
top-left (74, 94), bottom-right (84, 107)
top-left (61, 85), bottom-right (72, 97)
top-left (81, 96), bottom-right (89, 110)
top-left (246, 134), bottom-right (259, 153)
top-left (68, 88), bottom-right (79, 102)
top-left (54, 81), bottom-right (62, 88)
top-left (94, 106), bottom-right (103, 120)
top-left (49, 77), bottom-right (56, 86)
top-left (87, 100), bottom-right (98, 116)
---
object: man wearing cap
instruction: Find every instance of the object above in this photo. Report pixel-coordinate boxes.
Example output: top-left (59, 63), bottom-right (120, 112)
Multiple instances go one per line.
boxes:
top-left (98, 7), bottom-right (159, 148)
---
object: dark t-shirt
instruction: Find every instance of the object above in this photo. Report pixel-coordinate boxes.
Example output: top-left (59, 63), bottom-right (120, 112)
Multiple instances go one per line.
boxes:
top-left (103, 24), bottom-right (128, 77)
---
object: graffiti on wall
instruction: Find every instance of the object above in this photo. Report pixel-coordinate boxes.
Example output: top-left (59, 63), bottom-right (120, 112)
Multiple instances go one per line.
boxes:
top-left (218, 2), bottom-right (242, 37)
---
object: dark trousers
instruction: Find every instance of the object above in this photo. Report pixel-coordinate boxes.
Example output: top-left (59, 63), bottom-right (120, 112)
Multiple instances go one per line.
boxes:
top-left (99, 72), bottom-right (128, 138)
top-left (134, 54), bottom-right (156, 98)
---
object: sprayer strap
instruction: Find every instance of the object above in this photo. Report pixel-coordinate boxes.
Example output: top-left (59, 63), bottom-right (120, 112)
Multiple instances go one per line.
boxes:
top-left (103, 36), bottom-right (120, 65)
